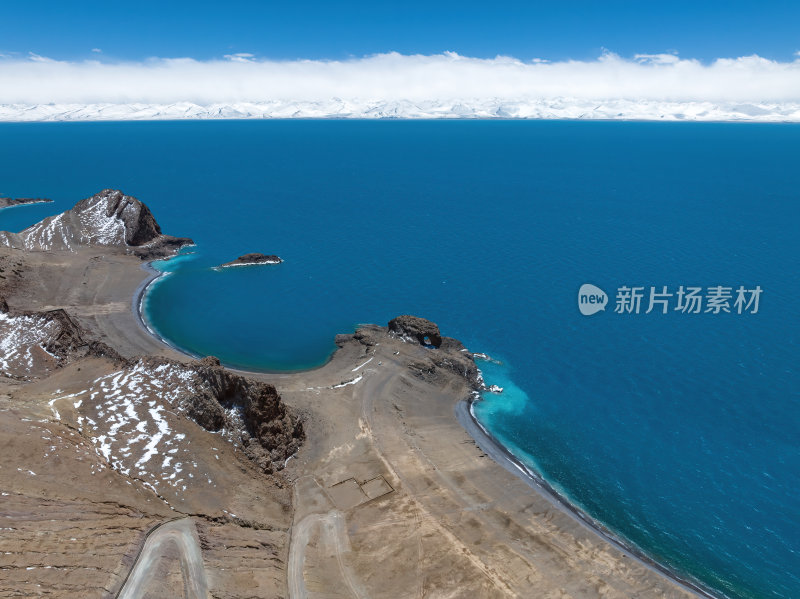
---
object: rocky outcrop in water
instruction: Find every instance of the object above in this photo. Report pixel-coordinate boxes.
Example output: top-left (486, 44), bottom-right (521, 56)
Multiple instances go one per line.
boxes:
top-left (216, 253), bottom-right (283, 268)
top-left (0, 197), bottom-right (52, 209)
top-left (388, 315), bottom-right (443, 348)
top-left (0, 189), bottom-right (192, 259)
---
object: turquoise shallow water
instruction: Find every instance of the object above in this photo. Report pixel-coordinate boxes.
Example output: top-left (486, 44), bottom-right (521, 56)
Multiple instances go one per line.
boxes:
top-left (0, 121), bottom-right (798, 599)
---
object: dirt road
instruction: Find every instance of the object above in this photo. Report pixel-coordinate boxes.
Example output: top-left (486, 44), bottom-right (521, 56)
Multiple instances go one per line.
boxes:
top-left (117, 518), bottom-right (209, 599)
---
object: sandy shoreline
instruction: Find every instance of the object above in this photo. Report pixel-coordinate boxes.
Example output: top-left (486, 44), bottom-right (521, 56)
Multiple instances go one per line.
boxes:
top-left (0, 190), bottom-right (710, 597)
top-left (129, 255), bottom-right (713, 597)
top-left (457, 397), bottom-right (717, 599)
top-left (129, 247), bottom-right (715, 598)
top-left (131, 261), bottom-right (203, 361)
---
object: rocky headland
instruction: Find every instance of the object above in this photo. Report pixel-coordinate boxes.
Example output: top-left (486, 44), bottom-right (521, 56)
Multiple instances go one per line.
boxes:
top-left (0, 190), bottom-right (302, 596)
top-left (0, 189), bottom-right (192, 259)
top-left (0, 196), bottom-right (53, 209)
top-left (0, 189), bottom-right (699, 599)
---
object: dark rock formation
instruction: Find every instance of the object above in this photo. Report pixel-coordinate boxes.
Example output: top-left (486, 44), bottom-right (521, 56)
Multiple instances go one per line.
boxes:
top-left (0, 197), bottom-right (53, 209)
top-left (349, 319), bottom-right (482, 391)
top-left (74, 189), bottom-right (194, 259)
top-left (72, 189), bottom-right (160, 246)
top-left (402, 335), bottom-right (482, 391)
top-left (140, 355), bottom-right (305, 474)
top-left (193, 356), bottom-right (303, 472)
top-left (388, 315), bottom-right (443, 348)
top-left (217, 253), bottom-right (283, 268)
top-left (0, 189), bottom-right (193, 259)
top-left (34, 308), bottom-right (125, 365)
top-left (429, 343), bottom-right (481, 390)
top-left (0, 301), bottom-right (125, 377)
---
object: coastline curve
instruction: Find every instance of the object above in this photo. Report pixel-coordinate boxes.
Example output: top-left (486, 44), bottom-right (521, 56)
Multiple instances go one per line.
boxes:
top-left (457, 397), bottom-right (721, 599)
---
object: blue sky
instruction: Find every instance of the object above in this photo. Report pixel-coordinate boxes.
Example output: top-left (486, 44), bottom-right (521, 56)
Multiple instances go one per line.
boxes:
top-left (2, 0), bottom-right (799, 62)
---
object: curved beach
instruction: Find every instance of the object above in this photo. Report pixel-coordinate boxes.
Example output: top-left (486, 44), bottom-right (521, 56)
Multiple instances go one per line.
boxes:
top-left (457, 399), bottom-right (717, 599)
top-left (134, 250), bottom-right (708, 598)
top-left (0, 192), bottom-right (708, 597)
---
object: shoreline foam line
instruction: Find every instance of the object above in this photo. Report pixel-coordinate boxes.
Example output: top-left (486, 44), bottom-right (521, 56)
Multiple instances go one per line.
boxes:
top-left (456, 397), bottom-right (722, 599)
top-left (132, 260), bottom-right (336, 375)
top-left (132, 262), bottom-right (203, 361)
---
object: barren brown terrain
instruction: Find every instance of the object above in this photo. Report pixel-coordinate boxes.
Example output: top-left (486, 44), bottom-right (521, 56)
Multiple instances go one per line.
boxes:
top-left (0, 192), bottom-right (700, 598)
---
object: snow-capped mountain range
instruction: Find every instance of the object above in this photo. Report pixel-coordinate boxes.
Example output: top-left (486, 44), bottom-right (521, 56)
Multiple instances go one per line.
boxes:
top-left (2, 99), bottom-right (800, 122)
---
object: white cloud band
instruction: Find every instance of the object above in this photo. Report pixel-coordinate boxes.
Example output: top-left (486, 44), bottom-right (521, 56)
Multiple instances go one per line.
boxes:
top-left (2, 51), bottom-right (800, 120)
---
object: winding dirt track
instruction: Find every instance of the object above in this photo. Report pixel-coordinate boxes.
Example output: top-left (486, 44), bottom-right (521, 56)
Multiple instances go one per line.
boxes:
top-left (288, 506), bottom-right (368, 599)
top-left (117, 518), bottom-right (209, 599)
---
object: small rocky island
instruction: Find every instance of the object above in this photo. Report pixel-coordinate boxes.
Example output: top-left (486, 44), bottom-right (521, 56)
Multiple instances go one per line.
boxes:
top-left (0, 197), bottom-right (53, 209)
top-left (215, 252), bottom-right (283, 269)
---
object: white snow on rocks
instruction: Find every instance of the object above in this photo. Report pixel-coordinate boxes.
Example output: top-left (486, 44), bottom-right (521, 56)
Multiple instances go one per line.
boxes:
top-left (0, 191), bottom-right (130, 252)
top-left (76, 194), bottom-right (126, 246)
top-left (0, 311), bottom-right (58, 377)
top-left (16, 213), bottom-right (74, 251)
top-left (47, 360), bottom-right (204, 495)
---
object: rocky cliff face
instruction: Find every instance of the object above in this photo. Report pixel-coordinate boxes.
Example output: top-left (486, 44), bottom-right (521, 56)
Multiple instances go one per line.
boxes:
top-left (88, 355), bottom-right (304, 475)
top-left (192, 356), bottom-right (304, 472)
top-left (0, 189), bottom-right (192, 258)
top-left (0, 298), bottom-right (123, 379)
top-left (388, 314), bottom-right (444, 348)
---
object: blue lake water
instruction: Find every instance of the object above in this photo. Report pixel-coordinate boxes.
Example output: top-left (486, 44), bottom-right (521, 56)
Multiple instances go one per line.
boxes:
top-left (0, 120), bottom-right (797, 599)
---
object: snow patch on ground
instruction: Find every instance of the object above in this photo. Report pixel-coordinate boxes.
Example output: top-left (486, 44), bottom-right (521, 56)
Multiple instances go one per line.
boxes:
top-left (46, 360), bottom-right (207, 496)
top-left (332, 374), bottom-right (363, 388)
top-left (0, 311), bottom-right (58, 376)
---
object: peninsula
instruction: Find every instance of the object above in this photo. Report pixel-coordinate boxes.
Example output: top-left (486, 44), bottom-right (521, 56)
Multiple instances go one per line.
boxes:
top-left (0, 190), bottom-right (701, 598)
top-left (0, 196), bottom-right (52, 209)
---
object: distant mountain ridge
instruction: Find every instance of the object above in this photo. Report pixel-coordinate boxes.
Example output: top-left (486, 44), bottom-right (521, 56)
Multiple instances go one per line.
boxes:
top-left (1, 99), bottom-right (799, 121)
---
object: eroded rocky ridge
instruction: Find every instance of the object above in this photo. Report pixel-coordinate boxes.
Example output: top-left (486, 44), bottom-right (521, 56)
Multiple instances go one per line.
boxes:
top-left (0, 297), bottom-right (304, 475)
top-left (164, 355), bottom-right (304, 473)
top-left (0, 189), bottom-right (193, 258)
top-left (0, 297), bottom-right (123, 379)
